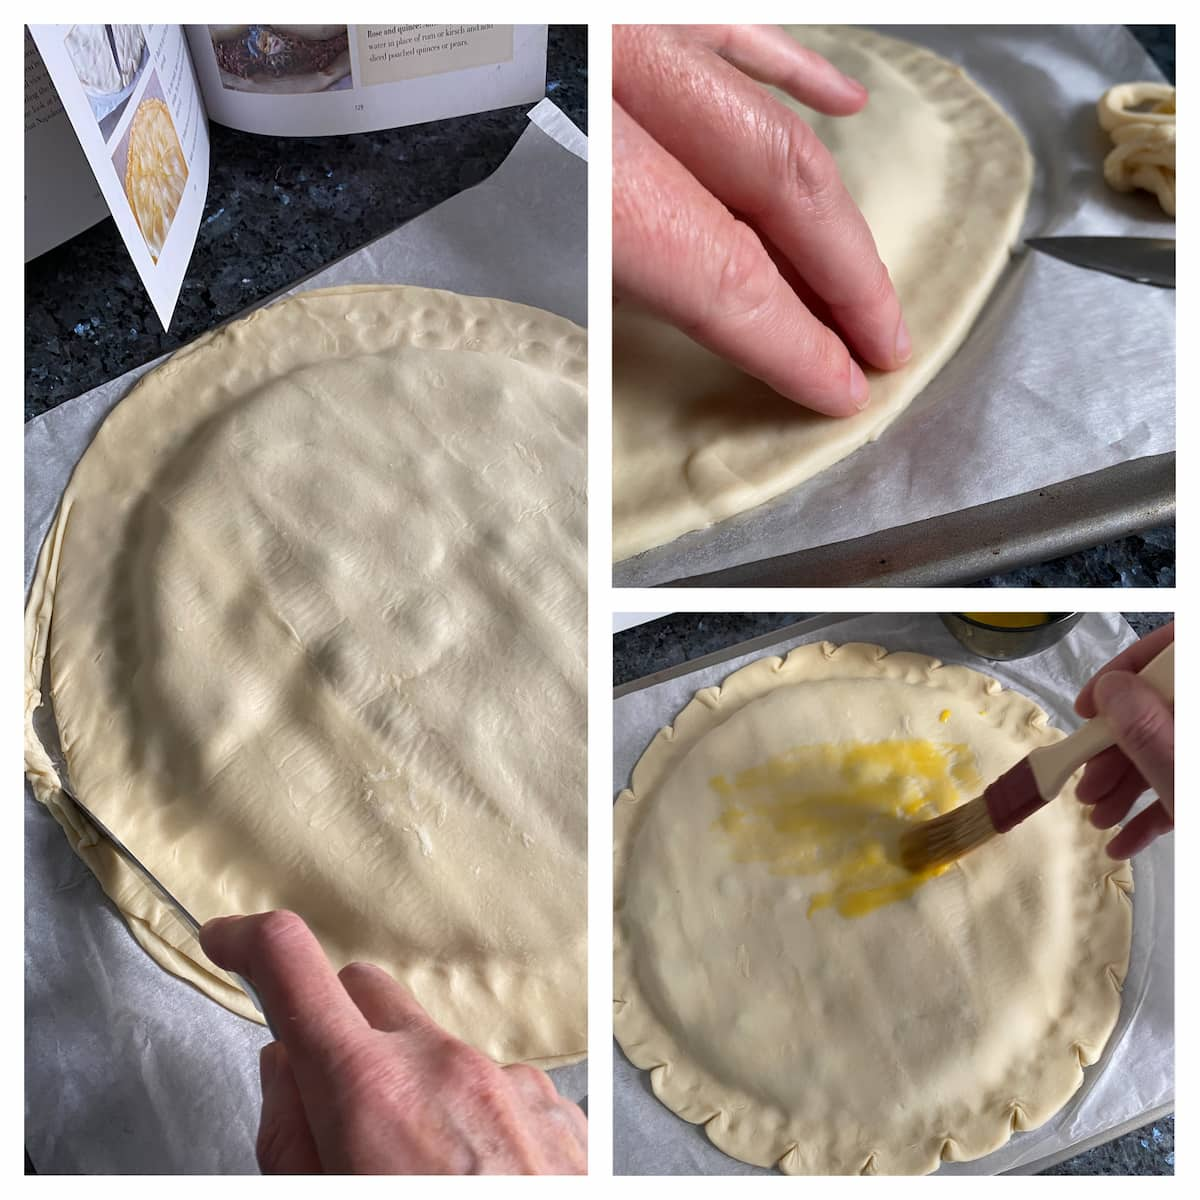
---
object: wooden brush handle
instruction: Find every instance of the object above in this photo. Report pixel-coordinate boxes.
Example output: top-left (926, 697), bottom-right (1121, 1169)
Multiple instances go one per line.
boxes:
top-left (1030, 642), bottom-right (1174, 800)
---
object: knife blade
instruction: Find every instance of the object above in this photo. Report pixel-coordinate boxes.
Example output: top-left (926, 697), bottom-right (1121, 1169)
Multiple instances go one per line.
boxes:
top-left (43, 733), bottom-right (273, 1032)
top-left (1025, 236), bottom-right (1174, 288)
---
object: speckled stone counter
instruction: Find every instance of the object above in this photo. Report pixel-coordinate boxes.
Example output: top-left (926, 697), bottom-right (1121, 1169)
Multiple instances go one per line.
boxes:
top-left (974, 528), bottom-right (1175, 588)
top-left (1127, 24), bottom-right (1174, 84)
top-left (613, 611), bottom-right (1173, 1174)
top-left (25, 24), bottom-right (586, 422)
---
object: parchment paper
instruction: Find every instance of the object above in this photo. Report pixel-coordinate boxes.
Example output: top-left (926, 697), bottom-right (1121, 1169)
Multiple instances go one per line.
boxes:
top-left (615, 25), bottom-right (1175, 585)
top-left (613, 613), bottom-right (1174, 1174)
top-left (25, 98), bottom-right (586, 1175)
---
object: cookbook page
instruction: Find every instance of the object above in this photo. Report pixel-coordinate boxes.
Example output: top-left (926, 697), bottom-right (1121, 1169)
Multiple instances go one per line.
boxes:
top-left (27, 24), bottom-right (210, 329)
top-left (24, 28), bottom-right (109, 260)
top-left (185, 24), bottom-right (546, 137)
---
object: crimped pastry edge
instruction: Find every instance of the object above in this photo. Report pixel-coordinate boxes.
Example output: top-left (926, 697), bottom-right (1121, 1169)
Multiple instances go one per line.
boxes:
top-left (613, 641), bottom-right (1133, 1174)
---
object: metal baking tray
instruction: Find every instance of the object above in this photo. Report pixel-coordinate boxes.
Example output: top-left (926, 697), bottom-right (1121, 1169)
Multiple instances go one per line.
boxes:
top-left (652, 452), bottom-right (1175, 588)
top-left (612, 24), bottom-right (1175, 591)
top-left (613, 613), bottom-right (1173, 1174)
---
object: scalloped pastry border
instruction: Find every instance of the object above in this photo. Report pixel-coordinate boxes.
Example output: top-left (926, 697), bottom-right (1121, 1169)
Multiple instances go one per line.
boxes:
top-left (613, 641), bottom-right (1133, 1174)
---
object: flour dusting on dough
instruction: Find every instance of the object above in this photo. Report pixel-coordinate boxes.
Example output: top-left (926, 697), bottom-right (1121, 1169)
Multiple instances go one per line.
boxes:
top-left (401, 824), bottom-right (434, 857)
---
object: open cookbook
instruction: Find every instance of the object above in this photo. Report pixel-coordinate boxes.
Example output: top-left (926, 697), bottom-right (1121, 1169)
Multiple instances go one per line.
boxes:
top-left (26, 24), bottom-right (548, 327)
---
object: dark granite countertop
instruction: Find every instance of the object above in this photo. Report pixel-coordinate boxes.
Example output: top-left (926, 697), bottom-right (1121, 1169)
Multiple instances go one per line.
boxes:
top-left (25, 24), bottom-right (586, 422)
top-left (973, 527), bottom-right (1174, 588)
top-left (1127, 25), bottom-right (1175, 83)
top-left (614, 611), bottom-right (1173, 1174)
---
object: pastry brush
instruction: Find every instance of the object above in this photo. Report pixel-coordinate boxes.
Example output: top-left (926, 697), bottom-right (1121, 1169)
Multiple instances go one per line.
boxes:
top-left (899, 642), bottom-right (1173, 872)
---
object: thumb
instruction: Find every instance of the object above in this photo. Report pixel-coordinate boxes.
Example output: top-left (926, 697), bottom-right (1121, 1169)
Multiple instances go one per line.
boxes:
top-left (1093, 671), bottom-right (1174, 820)
top-left (256, 1042), bottom-right (323, 1174)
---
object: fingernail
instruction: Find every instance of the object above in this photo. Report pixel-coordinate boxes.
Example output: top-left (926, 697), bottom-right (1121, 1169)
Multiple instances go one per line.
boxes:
top-left (894, 317), bottom-right (912, 363)
top-left (849, 361), bottom-right (869, 410)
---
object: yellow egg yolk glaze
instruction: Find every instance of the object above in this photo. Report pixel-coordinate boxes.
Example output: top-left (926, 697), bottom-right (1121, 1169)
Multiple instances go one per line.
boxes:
top-left (710, 738), bottom-right (982, 919)
top-left (962, 612), bottom-right (1050, 628)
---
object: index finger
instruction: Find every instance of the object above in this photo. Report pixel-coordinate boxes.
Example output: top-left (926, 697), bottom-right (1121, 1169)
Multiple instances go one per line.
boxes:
top-left (686, 24), bottom-right (868, 115)
top-left (1075, 622), bottom-right (1174, 717)
top-left (615, 25), bottom-right (908, 374)
top-left (201, 911), bottom-right (367, 1070)
top-left (614, 100), bottom-right (867, 415)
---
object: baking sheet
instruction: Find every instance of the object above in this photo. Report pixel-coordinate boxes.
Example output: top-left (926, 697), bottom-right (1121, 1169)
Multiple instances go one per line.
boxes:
top-left (612, 613), bottom-right (1174, 1174)
top-left (25, 98), bottom-right (587, 1175)
top-left (614, 25), bottom-right (1175, 586)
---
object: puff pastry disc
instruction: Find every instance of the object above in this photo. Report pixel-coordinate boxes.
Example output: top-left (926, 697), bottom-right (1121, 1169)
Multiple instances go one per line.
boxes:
top-left (26, 285), bottom-right (588, 1067)
top-left (613, 25), bottom-right (1033, 561)
top-left (613, 642), bottom-right (1132, 1173)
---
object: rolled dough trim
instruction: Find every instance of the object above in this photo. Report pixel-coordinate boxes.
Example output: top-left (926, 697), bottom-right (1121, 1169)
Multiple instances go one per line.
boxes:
top-left (613, 642), bottom-right (1132, 1174)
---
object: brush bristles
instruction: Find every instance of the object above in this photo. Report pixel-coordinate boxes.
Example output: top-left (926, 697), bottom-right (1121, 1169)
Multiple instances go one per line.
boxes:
top-left (899, 797), bottom-right (999, 872)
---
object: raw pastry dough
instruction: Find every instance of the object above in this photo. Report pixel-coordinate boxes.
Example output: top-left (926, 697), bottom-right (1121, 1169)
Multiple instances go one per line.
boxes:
top-left (613, 26), bottom-right (1033, 561)
top-left (613, 643), bottom-right (1132, 1174)
top-left (1097, 82), bottom-right (1175, 217)
top-left (25, 285), bottom-right (588, 1067)
top-left (124, 97), bottom-right (188, 262)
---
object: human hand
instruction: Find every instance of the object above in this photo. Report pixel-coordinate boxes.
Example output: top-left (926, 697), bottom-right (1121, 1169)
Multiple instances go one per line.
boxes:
top-left (200, 911), bottom-right (587, 1175)
top-left (1074, 622), bottom-right (1174, 859)
top-left (613, 24), bottom-right (910, 416)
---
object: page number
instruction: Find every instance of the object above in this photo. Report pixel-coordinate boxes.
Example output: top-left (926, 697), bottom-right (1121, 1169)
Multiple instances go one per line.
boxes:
top-left (354, 103), bottom-right (364, 112)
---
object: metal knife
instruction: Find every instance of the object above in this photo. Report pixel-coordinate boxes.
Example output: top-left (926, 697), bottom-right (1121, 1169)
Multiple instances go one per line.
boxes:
top-left (44, 737), bottom-right (274, 1033)
top-left (1025, 236), bottom-right (1174, 288)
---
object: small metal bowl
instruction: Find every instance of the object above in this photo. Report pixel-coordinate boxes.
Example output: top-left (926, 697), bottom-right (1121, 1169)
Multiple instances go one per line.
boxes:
top-left (940, 612), bottom-right (1082, 661)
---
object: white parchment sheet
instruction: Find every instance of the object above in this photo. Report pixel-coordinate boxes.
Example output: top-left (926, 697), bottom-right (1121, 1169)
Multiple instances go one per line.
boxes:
top-left (25, 99), bottom-right (586, 1175)
top-left (615, 26), bottom-right (1175, 585)
top-left (613, 613), bottom-right (1174, 1175)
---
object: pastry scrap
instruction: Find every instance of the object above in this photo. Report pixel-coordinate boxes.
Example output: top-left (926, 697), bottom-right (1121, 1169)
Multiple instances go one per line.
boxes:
top-left (124, 97), bottom-right (187, 262)
top-left (1097, 82), bottom-right (1175, 216)
top-left (613, 642), bottom-right (1132, 1174)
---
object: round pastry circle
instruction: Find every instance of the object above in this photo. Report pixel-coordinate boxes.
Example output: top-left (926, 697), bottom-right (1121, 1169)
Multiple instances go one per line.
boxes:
top-left (612, 25), bottom-right (1034, 561)
top-left (26, 284), bottom-right (587, 1066)
top-left (613, 642), bottom-right (1132, 1174)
